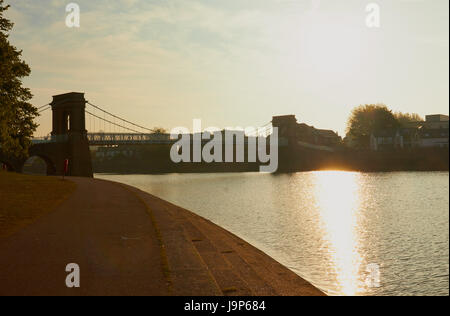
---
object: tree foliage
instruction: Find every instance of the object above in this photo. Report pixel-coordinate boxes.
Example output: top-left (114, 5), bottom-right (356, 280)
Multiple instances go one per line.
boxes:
top-left (394, 112), bottom-right (424, 126)
top-left (151, 127), bottom-right (167, 134)
top-left (0, 0), bottom-right (37, 158)
top-left (346, 104), bottom-right (399, 149)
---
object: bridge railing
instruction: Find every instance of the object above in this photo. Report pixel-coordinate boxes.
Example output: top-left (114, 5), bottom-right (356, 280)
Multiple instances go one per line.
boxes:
top-left (31, 135), bottom-right (69, 144)
top-left (87, 133), bottom-right (172, 145)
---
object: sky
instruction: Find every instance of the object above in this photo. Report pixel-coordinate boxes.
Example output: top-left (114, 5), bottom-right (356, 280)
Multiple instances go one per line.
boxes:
top-left (5, 0), bottom-right (449, 137)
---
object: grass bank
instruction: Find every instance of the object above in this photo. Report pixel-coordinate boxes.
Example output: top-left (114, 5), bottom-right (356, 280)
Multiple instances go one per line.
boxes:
top-left (0, 172), bottom-right (76, 240)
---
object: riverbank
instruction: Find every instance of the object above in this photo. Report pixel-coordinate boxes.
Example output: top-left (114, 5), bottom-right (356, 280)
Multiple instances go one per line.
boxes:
top-left (90, 146), bottom-right (449, 174)
top-left (0, 174), bottom-right (324, 296)
top-left (97, 171), bottom-right (450, 296)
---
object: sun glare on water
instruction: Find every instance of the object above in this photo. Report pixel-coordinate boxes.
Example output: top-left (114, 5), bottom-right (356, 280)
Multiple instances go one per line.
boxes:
top-left (312, 171), bottom-right (365, 296)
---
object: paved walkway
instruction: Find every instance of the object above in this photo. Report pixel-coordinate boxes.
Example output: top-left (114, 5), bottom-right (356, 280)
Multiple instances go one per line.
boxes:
top-left (0, 177), bottom-right (169, 296)
top-left (0, 177), bottom-right (324, 296)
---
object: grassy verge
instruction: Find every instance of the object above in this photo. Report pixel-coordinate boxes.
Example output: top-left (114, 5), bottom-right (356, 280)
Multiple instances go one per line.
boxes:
top-left (0, 171), bottom-right (76, 240)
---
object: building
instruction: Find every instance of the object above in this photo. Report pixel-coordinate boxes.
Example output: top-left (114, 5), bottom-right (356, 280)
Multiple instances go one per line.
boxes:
top-left (425, 114), bottom-right (449, 124)
top-left (314, 129), bottom-right (343, 146)
top-left (370, 128), bottom-right (420, 151)
top-left (418, 115), bottom-right (449, 148)
top-left (272, 115), bottom-right (342, 148)
top-left (418, 127), bottom-right (449, 148)
top-left (370, 114), bottom-right (449, 151)
top-left (404, 115), bottom-right (448, 128)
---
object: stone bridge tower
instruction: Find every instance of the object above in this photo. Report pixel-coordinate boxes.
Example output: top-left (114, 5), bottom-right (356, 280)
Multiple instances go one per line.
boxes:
top-left (1, 92), bottom-right (93, 177)
top-left (46, 92), bottom-right (93, 177)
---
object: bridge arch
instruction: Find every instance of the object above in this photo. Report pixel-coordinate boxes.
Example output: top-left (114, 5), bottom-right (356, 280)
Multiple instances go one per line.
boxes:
top-left (1, 92), bottom-right (93, 177)
top-left (22, 154), bottom-right (56, 175)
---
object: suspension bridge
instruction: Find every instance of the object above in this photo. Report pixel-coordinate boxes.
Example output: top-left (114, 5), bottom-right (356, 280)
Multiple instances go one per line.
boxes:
top-left (1, 92), bottom-right (274, 177)
top-left (33, 100), bottom-right (273, 146)
top-left (33, 100), bottom-right (174, 145)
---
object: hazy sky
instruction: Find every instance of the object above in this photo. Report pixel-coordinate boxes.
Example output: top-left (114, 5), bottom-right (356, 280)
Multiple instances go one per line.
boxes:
top-left (5, 0), bottom-right (449, 136)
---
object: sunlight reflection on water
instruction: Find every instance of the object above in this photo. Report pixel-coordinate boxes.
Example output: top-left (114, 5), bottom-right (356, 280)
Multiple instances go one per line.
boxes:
top-left (313, 171), bottom-right (363, 295)
top-left (97, 171), bottom-right (449, 296)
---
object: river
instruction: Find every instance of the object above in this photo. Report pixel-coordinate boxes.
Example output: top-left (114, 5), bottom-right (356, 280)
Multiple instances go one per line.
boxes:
top-left (97, 171), bottom-right (449, 296)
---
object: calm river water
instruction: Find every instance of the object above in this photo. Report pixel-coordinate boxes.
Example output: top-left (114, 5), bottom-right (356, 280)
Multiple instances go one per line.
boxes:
top-left (97, 171), bottom-right (449, 296)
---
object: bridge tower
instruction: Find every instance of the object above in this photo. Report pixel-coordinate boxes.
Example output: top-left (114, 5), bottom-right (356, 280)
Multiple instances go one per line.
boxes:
top-left (47, 92), bottom-right (93, 177)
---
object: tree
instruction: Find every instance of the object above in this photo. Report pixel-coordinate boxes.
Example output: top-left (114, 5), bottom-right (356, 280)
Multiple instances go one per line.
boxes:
top-left (0, 0), bottom-right (37, 158)
top-left (394, 112), bottom-right (424, 126)
top-left (151, 127), bottom-right (167, 134)
top-left (346, 104), bottom-right (399, 149)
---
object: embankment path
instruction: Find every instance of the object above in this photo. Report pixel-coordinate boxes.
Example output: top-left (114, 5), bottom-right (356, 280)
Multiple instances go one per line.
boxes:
top-left (0, 177), bottom-right (324, 296)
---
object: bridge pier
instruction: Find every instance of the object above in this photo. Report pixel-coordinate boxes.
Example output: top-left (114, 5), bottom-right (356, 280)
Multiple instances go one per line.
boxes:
top-left (66, 133), bottom-right (93, 177)
top-left (19, 93), bottom-right (94, 177)
top-left (1, 92), bottom-right (92, 177)
top-left (49, 92), bottom-right (93, 177)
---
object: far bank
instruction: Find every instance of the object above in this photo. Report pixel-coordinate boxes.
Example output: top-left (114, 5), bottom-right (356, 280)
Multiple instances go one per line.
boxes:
top-left (89, 145), bottom-right (449, 174)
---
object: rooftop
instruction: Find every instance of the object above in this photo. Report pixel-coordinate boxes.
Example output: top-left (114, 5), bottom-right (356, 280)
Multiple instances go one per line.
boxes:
top-left (426, 114), bottom-right (449, 122)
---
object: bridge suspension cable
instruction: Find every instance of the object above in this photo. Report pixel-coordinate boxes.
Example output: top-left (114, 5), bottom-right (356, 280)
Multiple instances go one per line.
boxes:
top-left (37, 103), bottom-right (50, 110)
top-left (37, 99), bottom-right (271, 136)
top-left (38, 106), bottom-right (51, 114)
top-left (86, 102), bottom-right (154, 133)
top-left (246, 122), bottom-right (273, 137)
top-left (85, 110), bottom-right (143, 134)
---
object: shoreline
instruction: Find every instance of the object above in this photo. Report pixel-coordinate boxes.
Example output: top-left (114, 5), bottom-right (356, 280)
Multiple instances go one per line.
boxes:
top-left (91, 146), bottom-right (449, 175)
top-left (111, 178), bottom-right (326, 296)
top-left (0, 174), bottom-right (324, 296)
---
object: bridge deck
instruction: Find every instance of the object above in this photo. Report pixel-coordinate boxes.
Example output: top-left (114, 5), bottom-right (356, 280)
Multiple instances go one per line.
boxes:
top-left (32, 133), bottom-right (268, 146)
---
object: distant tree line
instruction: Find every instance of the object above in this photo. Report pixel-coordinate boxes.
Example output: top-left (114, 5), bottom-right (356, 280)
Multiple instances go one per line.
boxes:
top-left (345, 104), bottom-right (424, 149)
